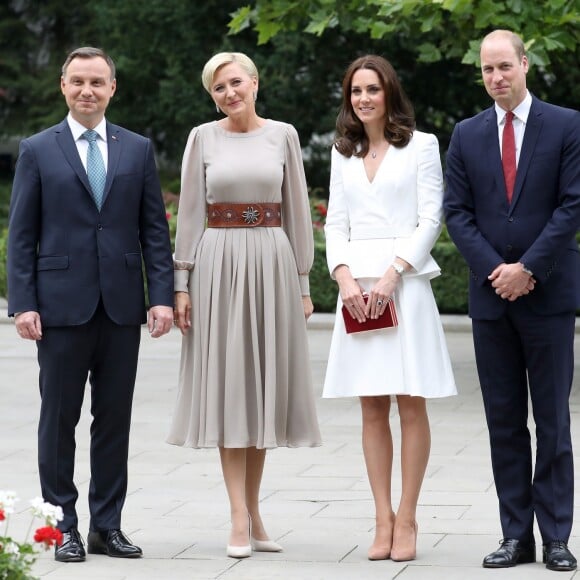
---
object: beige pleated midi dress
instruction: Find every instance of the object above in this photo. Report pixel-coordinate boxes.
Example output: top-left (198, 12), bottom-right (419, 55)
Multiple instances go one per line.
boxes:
top-left (167, 120), bottom-right (322, 449)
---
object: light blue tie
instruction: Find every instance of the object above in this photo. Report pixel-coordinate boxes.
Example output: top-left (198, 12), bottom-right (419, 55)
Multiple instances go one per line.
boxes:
top-left (82, 129), bottom-right (106, 210)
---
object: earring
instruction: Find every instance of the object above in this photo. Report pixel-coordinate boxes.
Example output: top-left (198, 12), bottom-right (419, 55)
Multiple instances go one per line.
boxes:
top-left (253, 91), bottom-right (257, 102)
top-left (215, 104), bottom-right (220, 113)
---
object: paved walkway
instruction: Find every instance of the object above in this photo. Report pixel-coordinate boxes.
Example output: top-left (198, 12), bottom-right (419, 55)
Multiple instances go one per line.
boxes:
top-left (1, 300), bottom-right (579, 579)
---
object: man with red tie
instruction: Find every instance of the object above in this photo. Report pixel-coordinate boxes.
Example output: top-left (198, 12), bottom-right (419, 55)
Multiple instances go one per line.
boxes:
top-left (444, 30), bottom-right (579, 571)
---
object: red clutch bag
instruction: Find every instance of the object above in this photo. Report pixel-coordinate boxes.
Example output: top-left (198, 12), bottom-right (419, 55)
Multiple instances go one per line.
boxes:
top-left (342, 295), bottom-right (398, 334)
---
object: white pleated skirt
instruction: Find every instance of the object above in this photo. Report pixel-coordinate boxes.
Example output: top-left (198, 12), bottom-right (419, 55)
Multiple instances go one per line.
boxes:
top-left (323, 276), bottom-right (457, 398)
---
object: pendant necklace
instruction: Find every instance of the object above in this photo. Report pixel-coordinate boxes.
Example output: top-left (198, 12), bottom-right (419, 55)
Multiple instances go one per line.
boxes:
top-left (370, 143), bottom-right (383, 159)
top-left (370, 141), bottom-right (388, 159)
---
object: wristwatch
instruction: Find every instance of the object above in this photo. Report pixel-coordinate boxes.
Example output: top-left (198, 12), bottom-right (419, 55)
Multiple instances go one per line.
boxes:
top-left (521, 263), bottom-right (534, 276)
top-left (391, 263), bottom-right (405, 276)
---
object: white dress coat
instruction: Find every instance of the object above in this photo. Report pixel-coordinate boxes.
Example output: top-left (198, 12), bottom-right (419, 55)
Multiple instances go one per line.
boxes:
top-left (323, 131), bottom-right (457, 398)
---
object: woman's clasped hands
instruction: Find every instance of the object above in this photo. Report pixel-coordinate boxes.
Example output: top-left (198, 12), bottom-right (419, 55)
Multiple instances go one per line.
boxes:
top-left (335, 264), bottom-right (400, 322)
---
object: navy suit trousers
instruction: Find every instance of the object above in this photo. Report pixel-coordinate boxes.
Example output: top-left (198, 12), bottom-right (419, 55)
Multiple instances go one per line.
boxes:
top-left (37, 302), bottom-right (141, 531)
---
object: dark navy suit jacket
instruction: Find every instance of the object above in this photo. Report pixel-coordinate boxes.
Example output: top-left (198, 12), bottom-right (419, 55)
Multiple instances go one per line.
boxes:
top-left (7, 119), bottom-right (174, 325)
top-left (444, 96), bottom-right (580, 319)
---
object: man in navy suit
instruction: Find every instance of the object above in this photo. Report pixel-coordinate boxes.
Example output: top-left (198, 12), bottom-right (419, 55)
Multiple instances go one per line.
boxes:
top-left (444, 30), bottom-right (579, 571)
top-left (7, 47), bottom-right (174, 562)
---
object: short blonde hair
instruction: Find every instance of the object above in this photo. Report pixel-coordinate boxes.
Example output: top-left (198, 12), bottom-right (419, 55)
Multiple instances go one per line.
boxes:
top-left (201, 52), bottom-right (259, 93)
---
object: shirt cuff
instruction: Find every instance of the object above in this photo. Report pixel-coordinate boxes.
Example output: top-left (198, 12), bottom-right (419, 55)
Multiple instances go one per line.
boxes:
top-left (299, 274), bottom-right (310, 296)
top-left (174, 270), bottom-right (189, 293)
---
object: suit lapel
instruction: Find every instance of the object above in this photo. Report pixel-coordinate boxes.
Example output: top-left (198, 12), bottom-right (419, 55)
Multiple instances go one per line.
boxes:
top-left (483, 108), bottom-right (507, 204)
top-left (510, 98), bottom-right (542, 209)
top-left (103, 122), bottom-right (122, 206)
top-left (55, 120), bottom-right (93, 196)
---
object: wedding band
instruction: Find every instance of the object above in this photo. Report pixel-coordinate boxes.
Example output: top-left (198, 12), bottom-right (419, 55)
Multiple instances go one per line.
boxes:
top-left (377, 300), bottom-right (384, 306)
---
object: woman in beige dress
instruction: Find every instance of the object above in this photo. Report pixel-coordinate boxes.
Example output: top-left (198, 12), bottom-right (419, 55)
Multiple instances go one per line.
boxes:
top-left (168, 52), bottom-right (321, 559)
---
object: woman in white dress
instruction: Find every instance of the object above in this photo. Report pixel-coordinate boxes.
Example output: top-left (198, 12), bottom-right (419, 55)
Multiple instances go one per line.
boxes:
top-left (169, 52), bottom-right (321, 558)
top-left (323, 55), bottom-right (456, 562)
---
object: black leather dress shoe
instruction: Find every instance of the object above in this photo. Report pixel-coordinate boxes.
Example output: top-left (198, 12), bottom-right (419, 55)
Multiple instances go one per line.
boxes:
top-left (54, 528), bottom-right (86, 562)
top-left (543, 541), bottom-right (577, 571)
top-left (87, 529), bottom-right (142, 558)
top-left (482, 538), bottom-right (535, 568)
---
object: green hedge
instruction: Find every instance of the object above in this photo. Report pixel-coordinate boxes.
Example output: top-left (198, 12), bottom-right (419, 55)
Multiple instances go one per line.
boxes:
top-left (0, 227), bottom-right (6, 299)
top-left (310, 239), bottom-right (468, 313)
top-left (431, 242), bottom-right (469, 314)
top-left (2, 227), bottom-right (577, 315)
top-left (0, 226), bottom-right (467, 313)
top-left (311, 240), bottom-right (338, 312)
top-left (0, 184), bottom-right (494, 313)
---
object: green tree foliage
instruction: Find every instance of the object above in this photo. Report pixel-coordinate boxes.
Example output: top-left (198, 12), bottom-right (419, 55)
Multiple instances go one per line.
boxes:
top-left (90, 0), bottom-right (248, 164)
top-left (89, 1), bottom-right (419, 184)
top-left (1, 0), bottom-right (578, 192)
top-left (229, 0), bottom-right (579, 180)
top-left (0, 0), bottom-right (94, 136)
top-left (0, 0), bottom-right (394, 189)
top-left (0, 0), bottom-right (356, 182)
top-left (230, 0), bottom-right (579, 68)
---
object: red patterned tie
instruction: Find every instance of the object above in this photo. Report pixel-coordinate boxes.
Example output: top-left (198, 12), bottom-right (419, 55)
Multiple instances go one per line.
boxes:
top-left (502, 111), bottom-right (516, 202)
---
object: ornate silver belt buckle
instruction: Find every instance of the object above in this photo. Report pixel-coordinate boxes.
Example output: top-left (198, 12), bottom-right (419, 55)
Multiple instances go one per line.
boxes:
top-left (242, 206), bottom-right (261, 224)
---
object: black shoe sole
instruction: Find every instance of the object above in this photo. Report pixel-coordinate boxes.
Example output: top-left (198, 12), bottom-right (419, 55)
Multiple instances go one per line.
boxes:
top-left (54, 554), bottom-right (86, 562)
top-left (545, 563), bottom-right (577, 571)
top-left (483, 562), bottom-right (517, 568)
top-left (87, 546), bottom-right (142, 558)
top-left (482, 556), bottom-right (535, 568)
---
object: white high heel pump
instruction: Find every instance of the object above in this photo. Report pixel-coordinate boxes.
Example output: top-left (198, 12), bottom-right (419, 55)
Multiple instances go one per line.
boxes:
top-left (226, 516), bottom-right (252, 559)
top-left (251, 537), bottom-right (283, 552)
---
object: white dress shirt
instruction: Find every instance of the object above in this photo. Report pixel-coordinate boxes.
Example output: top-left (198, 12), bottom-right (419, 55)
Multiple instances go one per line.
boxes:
top-left (67, 113), bottom-right (109, 172)
top-left (495, 90), bottom-right (532, 166)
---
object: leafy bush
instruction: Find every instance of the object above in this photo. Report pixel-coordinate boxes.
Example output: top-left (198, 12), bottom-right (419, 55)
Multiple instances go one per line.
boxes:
top-left (0, 180), bottom-right (10, 230)
top-left (0, 227), bottom-right (6, 300)
top-left (2, 202), bottom-right (577, 314)
top-left (311, 240), bottom-right (337, 312)
top-left (0, 491), bottom-right (63, 580)
top-left (307, 214), bottom-right (470, 313)
top-left (310, 237), bottom-right (469, 314)
top-left (165, 202), bottom-right (178, 251)
top-left (431, 242), bottom-right (469, 314)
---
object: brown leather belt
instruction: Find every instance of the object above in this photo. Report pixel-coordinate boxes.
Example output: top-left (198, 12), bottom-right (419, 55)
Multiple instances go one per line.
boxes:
top-left (207, 202), bottom-right (282, 228)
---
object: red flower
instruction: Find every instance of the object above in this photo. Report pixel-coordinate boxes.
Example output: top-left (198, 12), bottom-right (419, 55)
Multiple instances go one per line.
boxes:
top-left (0, 509), bottom-right (5, 521)
top-left (34, 526), bottom-right (63, 548)
top-left (315, 203), bottom-right (327, 217)
top-left (166, 212), bottom-right (172, 220)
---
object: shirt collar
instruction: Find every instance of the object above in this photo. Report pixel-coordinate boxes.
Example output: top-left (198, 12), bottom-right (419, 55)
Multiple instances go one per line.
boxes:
top-left (67, 113), bottom-right (107, 142)
top-left (495, 90), bottom-right (532, 126)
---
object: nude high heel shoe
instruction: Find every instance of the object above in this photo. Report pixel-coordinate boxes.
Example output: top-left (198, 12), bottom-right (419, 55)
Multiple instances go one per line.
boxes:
top-left (226, 516), bottom-right (252, 559)
top-left (367, 513), bottom-right (395, 560)
top-left (390, 521), bottom-right (418, 562)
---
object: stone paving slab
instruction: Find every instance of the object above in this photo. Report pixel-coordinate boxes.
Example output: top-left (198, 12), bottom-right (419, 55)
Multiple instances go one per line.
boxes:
top-left (0, 303), bottom-right (579, 579)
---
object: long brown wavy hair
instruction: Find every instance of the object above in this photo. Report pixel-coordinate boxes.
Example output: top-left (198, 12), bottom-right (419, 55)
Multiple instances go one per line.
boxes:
top-left (335, 55), bottom-right (415, 158)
